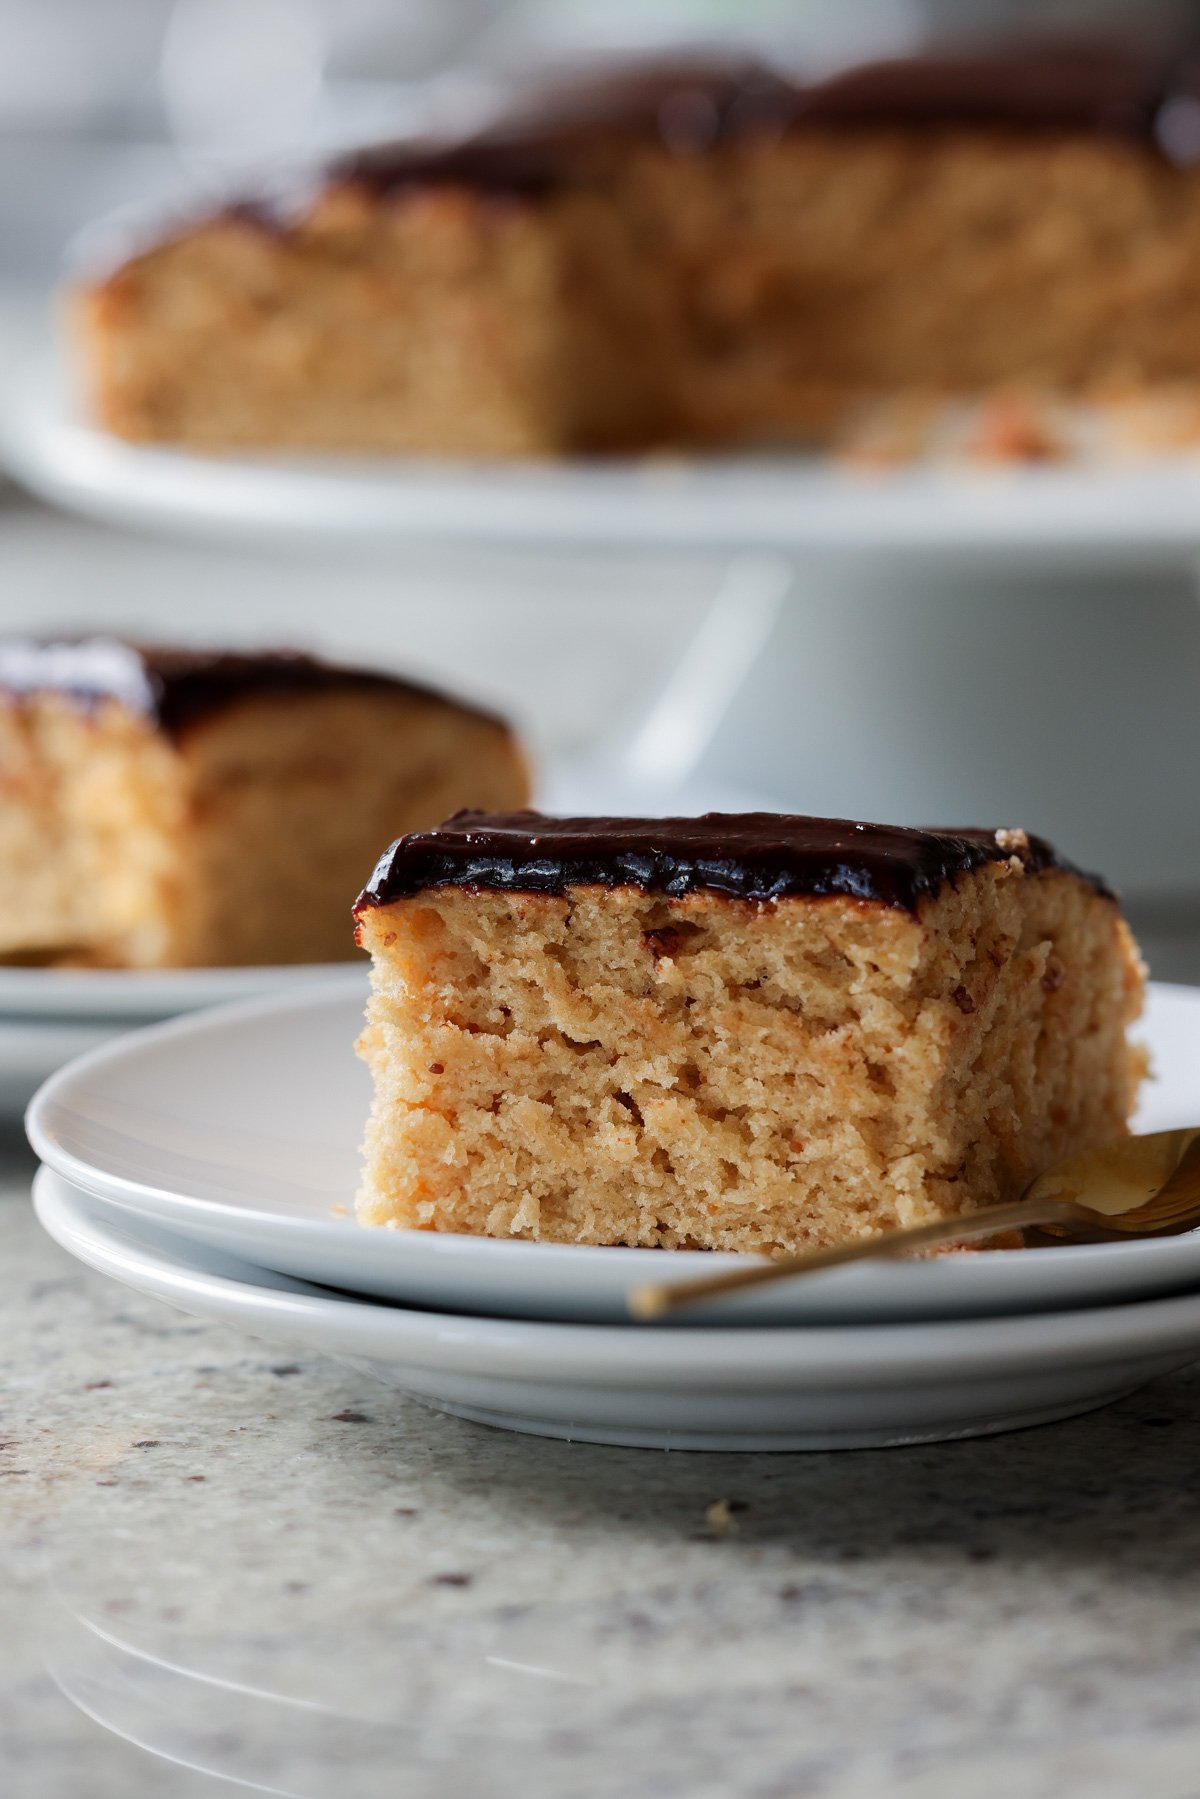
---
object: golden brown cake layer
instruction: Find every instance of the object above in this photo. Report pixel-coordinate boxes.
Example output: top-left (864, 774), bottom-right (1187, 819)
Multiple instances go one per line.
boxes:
top-left (354, 814), bottom-right (1145, 1253)
top-left (73, 40), bottom-right (1200, 457)
top-left (0, 639), bottom-right (528, 968)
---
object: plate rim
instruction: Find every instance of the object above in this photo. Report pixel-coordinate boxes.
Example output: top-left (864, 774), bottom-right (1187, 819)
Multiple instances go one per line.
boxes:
top-left (8, 330), bottom-right (1200, 558)
top-left (23, 978), bottom-right (1200, 1317)
top-left (0, 959), bottom-right (365, 1021)
top-left (26, 973), bottom-right (369, 1138)
top-left (32, 1168), bottom-right (1200, 1382)
top-left (54, 1163), bottom-right (1200, 1280)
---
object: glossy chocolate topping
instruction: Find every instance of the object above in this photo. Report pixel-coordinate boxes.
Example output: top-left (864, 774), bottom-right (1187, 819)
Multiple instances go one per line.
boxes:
top-left (316, 38), bottom-right (1200, 205)
top-left (330, 63), bottom-right (795, 199)
top-left (80, 35), bottom-right (1200, 274)
top-left (355, 811), bottom-right (1105, 914)
top-left (791, 40), bottom-right (1187, 137)
top-left (0, 638), bottom-right (492, 739)
top-left (363, 43), bottom-right (1183, 184)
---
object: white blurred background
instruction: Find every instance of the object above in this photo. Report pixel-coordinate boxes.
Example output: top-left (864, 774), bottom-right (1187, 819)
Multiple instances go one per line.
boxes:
top-left (0, 0), bottom-right (1186, 708)
top-left (0, 0), bottom-right (1197, 973)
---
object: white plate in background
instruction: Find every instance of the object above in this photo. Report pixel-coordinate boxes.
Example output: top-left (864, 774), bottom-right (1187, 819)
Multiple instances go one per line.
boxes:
top-left (25, 979), bottom-right (1200, 1326)
top-left (0, 1015), bottom-right (124, 1113)
top-left (8, 335), bottom-right (1200, 557)
top-left (0, 959), bottom-right (365, 1021)
top-left (33, 1168), bottom-right (1200, 1452)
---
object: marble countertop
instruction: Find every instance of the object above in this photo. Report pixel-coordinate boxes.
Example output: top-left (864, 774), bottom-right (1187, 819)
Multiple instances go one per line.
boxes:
top-left (5, 1132), bottom-right (1200, 1799)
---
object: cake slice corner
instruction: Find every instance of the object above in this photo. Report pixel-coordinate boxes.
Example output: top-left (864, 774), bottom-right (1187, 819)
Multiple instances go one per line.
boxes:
top-left (353, 811), bottom-right (1145, 1255)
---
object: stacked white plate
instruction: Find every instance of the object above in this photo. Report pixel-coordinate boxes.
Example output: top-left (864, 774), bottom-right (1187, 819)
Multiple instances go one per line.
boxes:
top-left (0, 961), bottom-right (358, 1115)
top-left (27, 976), bottom-right (1200, 1452)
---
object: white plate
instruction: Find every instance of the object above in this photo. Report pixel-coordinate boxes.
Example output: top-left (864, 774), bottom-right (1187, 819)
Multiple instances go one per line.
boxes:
top-left (25, 978), bottom-right (1200, 1327)
top-left (32, 1167), bottom-right (1200, 1451)
top-left (0, 959), bottom-right (364, 1022)
top-left (8, 337), bottom-right (1200, 556)
top-left (0, 1015), bottom-right (129, 1114)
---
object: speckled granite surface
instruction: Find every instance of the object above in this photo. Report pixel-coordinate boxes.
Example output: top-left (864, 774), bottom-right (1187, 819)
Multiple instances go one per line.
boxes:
top-left (4, 1129), bottom-right (1200, 1799)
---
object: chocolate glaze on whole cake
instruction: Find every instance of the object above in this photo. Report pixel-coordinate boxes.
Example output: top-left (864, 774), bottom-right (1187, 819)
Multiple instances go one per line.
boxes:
top-left (355, 810), bottom-right (1111, 915)
top-left (77, 34), bottom-right (1200, 264)
top-left (331, 39), bottom-right (1200, 200)
top-left (0, 638), bottom-right (486, 740)
top-left (297, 38), bottom-right (1200, 206)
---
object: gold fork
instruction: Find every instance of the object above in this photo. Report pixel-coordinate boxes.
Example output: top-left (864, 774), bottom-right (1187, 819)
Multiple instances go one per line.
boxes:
top-left (628, 1128), bottom-right (1200, 1321)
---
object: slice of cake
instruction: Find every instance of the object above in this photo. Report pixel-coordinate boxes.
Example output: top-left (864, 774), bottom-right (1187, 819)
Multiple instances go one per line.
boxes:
top-left (0, 640), bottom-right (527, 968)
top-left (72, 39), bottom-right (1200, 457)
top-left (353, 811), bottom-right (1145, 1254)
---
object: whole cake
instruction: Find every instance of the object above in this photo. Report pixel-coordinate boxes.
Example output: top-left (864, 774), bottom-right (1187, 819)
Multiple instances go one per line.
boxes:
top-left (0, 640), bottom-right (527, 968)
top-left (353, 811), bottom-right (1145, 1254)
top-left (71, 38), bottom-right (1200, 457)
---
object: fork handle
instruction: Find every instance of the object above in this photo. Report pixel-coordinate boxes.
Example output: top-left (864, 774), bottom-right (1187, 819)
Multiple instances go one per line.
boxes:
top-left (628, 1195), bottom-right (1091, 1319)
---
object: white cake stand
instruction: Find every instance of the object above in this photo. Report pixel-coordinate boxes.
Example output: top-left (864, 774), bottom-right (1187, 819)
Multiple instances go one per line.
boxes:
top-left (6, 334), bottom-right (1200, 915)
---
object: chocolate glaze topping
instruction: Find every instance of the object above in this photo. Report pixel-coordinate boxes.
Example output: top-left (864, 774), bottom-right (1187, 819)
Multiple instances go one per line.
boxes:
top-left (80, 35), bottom-right (1200, 273)
top-left (355, 811), bottom-right (1109, 915)
top-left (329, 63), bottom-right (796, 200)
top-left (789, 40), bottom-right (1188, 138)
top-left (332, 40), bottom-right (1198, 204)
top-left (0, 638), bottom-right (493, 739)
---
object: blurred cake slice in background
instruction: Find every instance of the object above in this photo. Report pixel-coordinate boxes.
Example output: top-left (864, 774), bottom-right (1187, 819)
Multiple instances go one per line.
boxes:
top-left (70, 38), bottom-right (1200, 458)
top-left (353, 811), bottom-right (1145, 1254)
top-left (0, 639), bottom-right (527, 967)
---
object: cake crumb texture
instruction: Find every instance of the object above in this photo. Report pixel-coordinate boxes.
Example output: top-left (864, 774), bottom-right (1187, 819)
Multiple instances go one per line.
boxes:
top-left (0, 677), bottom-right (527, 968)
top-left (355, 857), bottom-right (1145, 1252)
top-left (75, 95), bottom-right (1200, 456)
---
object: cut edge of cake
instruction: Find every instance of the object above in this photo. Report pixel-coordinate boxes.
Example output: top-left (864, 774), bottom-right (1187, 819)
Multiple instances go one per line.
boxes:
top-left (0, 640), bottom-right (530, 969)
top-left (69, 39), bottom-right (1200, 459)
top-left (352, 811), bottom-right (1146, 1256)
